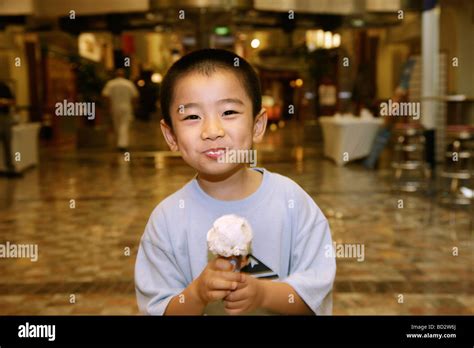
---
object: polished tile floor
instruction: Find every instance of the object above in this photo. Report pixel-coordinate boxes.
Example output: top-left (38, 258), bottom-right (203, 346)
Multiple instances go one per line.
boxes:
top-left (0, 119), bottom-right (472, 315)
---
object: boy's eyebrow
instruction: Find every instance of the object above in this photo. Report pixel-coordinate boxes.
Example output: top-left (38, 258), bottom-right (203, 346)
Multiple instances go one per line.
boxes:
top-left (177, 102), bottom-right (200, 112)
top-left (217, 98), bottom-right (244, 105)
top-left (176, 98), bottom-right (245, 113)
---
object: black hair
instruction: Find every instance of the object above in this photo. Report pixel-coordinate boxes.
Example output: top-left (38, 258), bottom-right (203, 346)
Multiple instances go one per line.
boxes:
top-left (160, 48), bottom-right (262, 128)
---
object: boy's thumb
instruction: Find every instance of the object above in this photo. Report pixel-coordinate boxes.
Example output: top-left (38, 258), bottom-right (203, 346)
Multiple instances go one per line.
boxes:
top-left (214, 257), bottom-right (233, 271)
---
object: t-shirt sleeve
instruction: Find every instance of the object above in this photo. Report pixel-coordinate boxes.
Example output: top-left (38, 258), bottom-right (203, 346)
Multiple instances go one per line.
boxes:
top-left (135, 207), bottom-right (187, 315)
top-left (281, 187), bottom-right (336, 315)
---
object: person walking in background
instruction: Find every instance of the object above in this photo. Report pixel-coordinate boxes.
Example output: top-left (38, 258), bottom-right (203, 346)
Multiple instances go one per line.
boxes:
top-left (363, 57), bottom-right (416, 170)
top-left (0, 81), bottom-right (20, 178)
top-left (102, 68), bottom-right (139, 152)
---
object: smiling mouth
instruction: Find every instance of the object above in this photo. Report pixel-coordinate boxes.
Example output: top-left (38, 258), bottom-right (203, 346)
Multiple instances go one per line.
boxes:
top-left (203, 148), bottom-right (227, 159)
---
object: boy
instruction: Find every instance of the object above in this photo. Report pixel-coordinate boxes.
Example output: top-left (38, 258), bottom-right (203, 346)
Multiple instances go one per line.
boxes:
top-left (135, 49), bottom-right (336, 315)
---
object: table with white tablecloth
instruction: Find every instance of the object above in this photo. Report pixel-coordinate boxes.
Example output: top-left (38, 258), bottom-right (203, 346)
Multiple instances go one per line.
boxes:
top-left (0, 122), bottom-right (41, 173)
top-left (320, 116), bottom-right (383, 166)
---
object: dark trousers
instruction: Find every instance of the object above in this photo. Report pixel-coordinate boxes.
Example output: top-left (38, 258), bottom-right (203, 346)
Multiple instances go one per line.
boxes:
top-left (0, 115), bottom-right (14, 172)
top-left (363, 127), bottom-right (391, 169)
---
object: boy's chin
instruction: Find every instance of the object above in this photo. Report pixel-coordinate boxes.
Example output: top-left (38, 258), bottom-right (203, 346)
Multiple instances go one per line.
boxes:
top-left (195, 163), bottom-right (245, 179)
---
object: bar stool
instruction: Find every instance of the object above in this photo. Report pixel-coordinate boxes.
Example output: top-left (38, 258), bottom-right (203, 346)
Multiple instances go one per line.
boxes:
top-left (391, 123), bottom-right (431, 192)
top-left (440, 125), bottom-right (474, 205)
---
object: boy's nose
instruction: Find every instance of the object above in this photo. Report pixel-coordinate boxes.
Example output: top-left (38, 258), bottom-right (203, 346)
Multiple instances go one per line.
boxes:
top-left (201, 118), bottom-right (225, 140)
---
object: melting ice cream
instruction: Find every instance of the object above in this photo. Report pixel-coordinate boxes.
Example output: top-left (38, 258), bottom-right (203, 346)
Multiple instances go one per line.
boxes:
top-left (207, 214), bottom-right (253, 257)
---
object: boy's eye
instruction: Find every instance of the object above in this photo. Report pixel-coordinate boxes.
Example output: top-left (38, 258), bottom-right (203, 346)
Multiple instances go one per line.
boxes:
top-left (184, 115), bottom-right (200, 120)
top-left (223, 110), bottom-right (239, 116)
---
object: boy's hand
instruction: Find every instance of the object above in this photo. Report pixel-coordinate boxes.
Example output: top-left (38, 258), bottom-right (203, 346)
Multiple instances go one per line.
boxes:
top-left (223, 273), bottom-right (266, 315)
top-left (191, 257), bottom-right (242, 306)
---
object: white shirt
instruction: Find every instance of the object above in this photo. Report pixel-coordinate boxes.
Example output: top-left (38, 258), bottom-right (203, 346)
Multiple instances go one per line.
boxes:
top-left (102, 77), bottom-right (138, 115)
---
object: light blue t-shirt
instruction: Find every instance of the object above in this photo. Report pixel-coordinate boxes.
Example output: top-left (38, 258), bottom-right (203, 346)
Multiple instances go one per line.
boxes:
top-left (135, 167), bottom-right (336, 315)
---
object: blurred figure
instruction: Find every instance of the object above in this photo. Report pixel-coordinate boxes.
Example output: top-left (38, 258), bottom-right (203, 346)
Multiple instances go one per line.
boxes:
top-left (102, 69), bottom-right (139, 152)
top-left (0, 81), bottom-right (20, 178)
top-left (135, 70), bottom-right (159, 122)
top-left (363, 57), bottom-right (416, 169)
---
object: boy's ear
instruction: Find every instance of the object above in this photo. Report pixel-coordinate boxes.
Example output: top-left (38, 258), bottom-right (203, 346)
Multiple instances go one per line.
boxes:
top-left (160, 119), bottom-right (179, 151)
top-left (252, 107), bottom-right (268, 144)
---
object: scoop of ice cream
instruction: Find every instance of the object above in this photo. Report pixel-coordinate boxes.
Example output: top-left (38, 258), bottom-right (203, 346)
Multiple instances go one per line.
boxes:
top-left (207, 214), bottom-right (253, 257)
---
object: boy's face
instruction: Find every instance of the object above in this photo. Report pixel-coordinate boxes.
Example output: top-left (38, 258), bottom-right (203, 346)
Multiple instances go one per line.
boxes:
top-left (160, 69), bottom-right (267, 178)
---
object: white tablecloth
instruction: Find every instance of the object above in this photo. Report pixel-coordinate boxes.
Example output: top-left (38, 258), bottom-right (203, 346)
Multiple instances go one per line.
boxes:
top-left (0, 122), bottom-right (41, 172)
top-left (320, 116), bottom-right (383, 166)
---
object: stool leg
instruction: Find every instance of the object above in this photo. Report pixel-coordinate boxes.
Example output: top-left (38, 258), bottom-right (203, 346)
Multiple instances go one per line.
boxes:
top-left (424, 166), bottom-right (431, 181)
top-left (395, 168), bottom-right (402, 180)
top-left (450, 178), bottom-right (459, 193)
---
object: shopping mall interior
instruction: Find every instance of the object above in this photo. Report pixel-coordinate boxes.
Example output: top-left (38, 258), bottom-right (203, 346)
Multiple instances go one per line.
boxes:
top-left (0, 0), bottom-right (472, 315)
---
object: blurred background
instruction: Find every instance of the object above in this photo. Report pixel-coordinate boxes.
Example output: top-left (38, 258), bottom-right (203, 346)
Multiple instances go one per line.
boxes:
top-left (0, 0), bottom-right (472, 315)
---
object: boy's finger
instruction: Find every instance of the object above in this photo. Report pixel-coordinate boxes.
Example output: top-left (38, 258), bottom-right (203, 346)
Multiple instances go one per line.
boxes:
top-left (223, 287), bottom-right (247, 302)
top-left (208, 290), bottom-right (232, 302)
top-left (219, 271), bottom-right (243, 283)
top-left (235, 280), bottom-right (246, 290)
top-left (208, 278), bottom-right (238, 291)
top-left (213, 258), bottom-right (233, 271)
top-left (224, 306), bottom-right (245, 315)
top-left (224, 299), bottom-right (247, 310)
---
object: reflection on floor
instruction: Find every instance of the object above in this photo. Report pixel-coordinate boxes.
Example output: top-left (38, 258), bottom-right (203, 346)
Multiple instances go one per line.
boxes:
top-left (0, 120), bottom-right (472, 315)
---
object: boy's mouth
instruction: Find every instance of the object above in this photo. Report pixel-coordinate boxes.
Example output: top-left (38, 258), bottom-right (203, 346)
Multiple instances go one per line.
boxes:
top-left (203, 147), bottom-right (226, 160)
